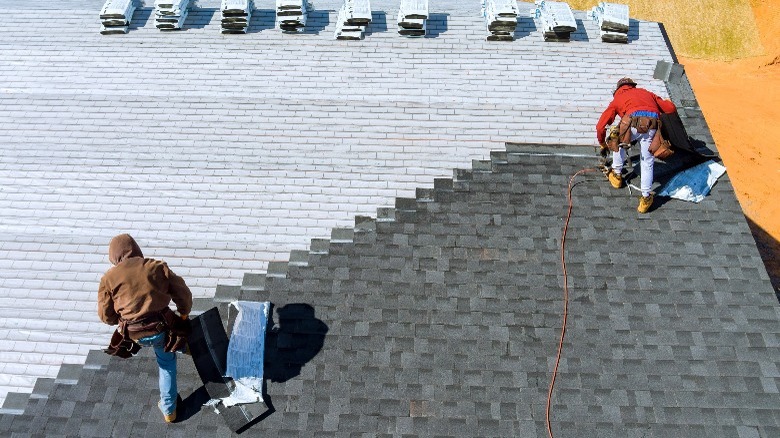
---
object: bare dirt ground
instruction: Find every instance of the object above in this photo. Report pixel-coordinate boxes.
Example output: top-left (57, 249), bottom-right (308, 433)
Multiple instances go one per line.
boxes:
top-left (680, 0), bottom-right (780, 293)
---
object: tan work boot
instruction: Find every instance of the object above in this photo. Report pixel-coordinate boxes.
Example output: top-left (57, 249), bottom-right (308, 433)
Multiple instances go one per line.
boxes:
top-left (159, 401), bottom-right (177, 423)
top-left (607, 169), bottom-right (624, 189)
top-left (637, 193), bottom-right (654, 214)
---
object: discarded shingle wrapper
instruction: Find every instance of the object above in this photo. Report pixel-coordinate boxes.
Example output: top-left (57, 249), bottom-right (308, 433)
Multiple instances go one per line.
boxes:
top-left (204, 301), bottom-right (270, 407)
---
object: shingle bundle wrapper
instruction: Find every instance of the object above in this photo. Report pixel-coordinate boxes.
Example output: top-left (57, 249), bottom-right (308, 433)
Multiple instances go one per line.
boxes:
top-left (532, 0), bottom-right (576, 42)
top-left (397, 0), bottom-right (428, 38)
top-left (100, 0), bottom-right (136, 34)
top-left (481, 0), bottom-right (519, 41)
top-left (221, 0), bottom-right (254, 34)
top-left (155, 0), bottom-right (190, 30)
top-left (334, 0), bottom-right (372, 40)
top-left (276, 0), bottom-right (309, 33)
top-left (590, 2), bottom-right (629, 43)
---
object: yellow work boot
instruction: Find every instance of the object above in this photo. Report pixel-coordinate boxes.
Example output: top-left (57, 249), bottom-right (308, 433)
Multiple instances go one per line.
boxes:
top-left (637, 193), bottom-right (654, 214)
top-left (607, 169), bottom-right (624, 189)
top-left (159, 401), bottom-right (177, 423)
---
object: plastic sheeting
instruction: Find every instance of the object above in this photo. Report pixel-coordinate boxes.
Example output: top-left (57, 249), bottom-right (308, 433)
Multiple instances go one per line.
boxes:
top-left (210, 301), bottom-right (270, 407)
top-left (658, 160), bottom-right (727, 203)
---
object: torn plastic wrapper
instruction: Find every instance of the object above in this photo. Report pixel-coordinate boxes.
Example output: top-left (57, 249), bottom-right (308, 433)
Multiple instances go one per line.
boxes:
top-left (206, 300), bottom-right (270, 409)
top-left (658, 160), bottom-right (727, 203)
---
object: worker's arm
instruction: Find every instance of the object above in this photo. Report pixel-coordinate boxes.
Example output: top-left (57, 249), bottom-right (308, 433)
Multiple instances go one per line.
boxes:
top-left (97, 276), bottom-right (120, 325)
top-left (595, 102), bottom-right (618, 145)
top-left (164, 263), bottom-right (193, 317)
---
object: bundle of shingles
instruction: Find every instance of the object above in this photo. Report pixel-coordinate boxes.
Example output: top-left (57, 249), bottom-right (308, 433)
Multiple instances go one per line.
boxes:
top-left (397, 0), bottom-right (428, 38)
top-left (334, 0), bottom-right (372, 40)
top-left (276, 0), bottom-right (309, 33)
top-left (532, 0), bottom-right (576, 42)
top-left (481, 0), bottom-right (519, 41)
top-left (155, 0), bottom-right (190, 30)
top-left (221, 0), bottom-right (254, 34)
top-left (99, 0), bottom-right (136, 34)
top-left (590, 2), bottom-right (629, 43)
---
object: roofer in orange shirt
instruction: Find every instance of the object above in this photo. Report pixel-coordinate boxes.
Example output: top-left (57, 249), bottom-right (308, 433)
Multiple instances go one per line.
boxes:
top-left (596, 77), bottom-right (677, 213)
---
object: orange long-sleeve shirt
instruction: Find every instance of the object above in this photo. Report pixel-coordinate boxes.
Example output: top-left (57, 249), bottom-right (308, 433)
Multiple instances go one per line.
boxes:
top-left (596, 86), bottom-right (677, 144)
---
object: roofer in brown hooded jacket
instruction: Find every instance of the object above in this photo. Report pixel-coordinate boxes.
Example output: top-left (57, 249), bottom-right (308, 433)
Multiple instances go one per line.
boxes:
top-left (98, 234), bottom-right (192, 423)
top-left (596, 77), bottom-right (677, 213)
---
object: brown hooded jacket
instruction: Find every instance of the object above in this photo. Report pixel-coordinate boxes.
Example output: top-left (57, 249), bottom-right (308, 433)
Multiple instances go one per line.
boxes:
top-left (98, 234), bottom-right (192, 331)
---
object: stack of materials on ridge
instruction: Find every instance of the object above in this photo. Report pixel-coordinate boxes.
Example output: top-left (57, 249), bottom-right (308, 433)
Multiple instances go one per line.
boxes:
top-left (481, 0), bottom-right (519, 41)
top-left (221, 0), bottom-right (254, 34)
top-left (334, 0), bottom-right (372, 40)
top-left (532, 0), bottom-right (576, 42)
top-left (397, 0), bottom-right (428, 38)
top-left (155, 0), bottom-right (190, 30)
top-left (590, 2), bottom-right (629, 43)
top-left (276, 0), bottom-right (309, 33)
top-left (99, 0), bottom-right (136, 34)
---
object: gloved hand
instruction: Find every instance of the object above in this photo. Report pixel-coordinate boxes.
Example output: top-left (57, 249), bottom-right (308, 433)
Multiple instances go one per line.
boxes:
top-left (599, 143), bottom-right (609, 158)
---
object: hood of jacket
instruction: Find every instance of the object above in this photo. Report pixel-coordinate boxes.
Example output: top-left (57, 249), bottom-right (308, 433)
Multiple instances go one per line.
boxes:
top-left (108, 234), bottom-right (144, 265)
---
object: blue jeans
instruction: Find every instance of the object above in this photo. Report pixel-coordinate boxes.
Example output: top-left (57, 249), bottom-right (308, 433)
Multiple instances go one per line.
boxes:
top-left (137, 331), bottom-right (177, 415)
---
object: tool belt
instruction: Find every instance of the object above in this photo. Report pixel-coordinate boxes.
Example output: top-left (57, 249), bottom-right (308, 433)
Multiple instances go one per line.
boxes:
top-left (104, 308), bottom-right (191, 358)
top-left (610, 111), bottom-right (673, 160)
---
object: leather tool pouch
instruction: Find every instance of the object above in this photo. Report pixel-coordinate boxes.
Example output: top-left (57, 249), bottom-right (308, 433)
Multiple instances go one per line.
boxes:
top-left (104, 321), bottom-right (141, 359)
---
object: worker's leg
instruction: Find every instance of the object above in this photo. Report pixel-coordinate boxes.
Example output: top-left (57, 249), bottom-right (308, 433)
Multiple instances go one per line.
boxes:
top-left (611, 147), bottom-right (627, 175)
top-left (631, 128), bottom-right (656, 197)
top-left (137, 331), bottom-right (178, 416)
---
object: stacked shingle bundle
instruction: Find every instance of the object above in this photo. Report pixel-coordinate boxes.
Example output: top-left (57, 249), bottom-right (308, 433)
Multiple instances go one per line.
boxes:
top-left (99, 0), bottom-right (136, 34)
top-left (155, 0), bottom-right (190, 30)
top-left (397, 0), bottom-right (428, 38)
top-left (221, 0), bottom-right (254, 34)
top-left (532, 0), bottom-right (576, 42)
top-left (481, 0), bottom-right (519, 41)
top-left (590, 2), bottom-right (629, 43)
top-left (276, 0), bottom-right (309, 33)
top-left (334, 0), bottom-right (372, 40)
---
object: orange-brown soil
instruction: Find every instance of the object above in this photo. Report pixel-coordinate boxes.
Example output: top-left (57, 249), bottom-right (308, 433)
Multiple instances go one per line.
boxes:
top-left (680, 0), bottom-right (780, 293)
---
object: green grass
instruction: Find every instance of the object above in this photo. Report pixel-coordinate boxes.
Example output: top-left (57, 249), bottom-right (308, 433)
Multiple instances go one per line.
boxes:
top-left (525, 0), bottom-right (765, 60)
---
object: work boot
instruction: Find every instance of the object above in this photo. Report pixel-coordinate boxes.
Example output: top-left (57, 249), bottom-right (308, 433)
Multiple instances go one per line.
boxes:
top-left (637, 193), bottom-right (654, 214)
top-left (159, 401), bottom-right (177, 423)
top-left (606, 169), bottom-right (624, 189)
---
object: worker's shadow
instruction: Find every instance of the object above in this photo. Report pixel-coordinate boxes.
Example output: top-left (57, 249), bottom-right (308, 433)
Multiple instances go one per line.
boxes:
top-left (264, 303), bottom-right (329, 383)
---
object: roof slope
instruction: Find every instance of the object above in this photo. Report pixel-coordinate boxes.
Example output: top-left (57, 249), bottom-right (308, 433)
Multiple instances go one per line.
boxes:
top-left (0, 0), bottom-right (678, 402)
top-left (2, 137), bottom-right (779, 436)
